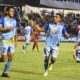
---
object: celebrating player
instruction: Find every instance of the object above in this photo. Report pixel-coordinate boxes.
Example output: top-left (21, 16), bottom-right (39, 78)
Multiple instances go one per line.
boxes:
top-left (22, 20), bottom-right (32, 53)
top-left (36, 13), bottom-right (69, 76)
top-left (0, 7), bottom-right (17, 77)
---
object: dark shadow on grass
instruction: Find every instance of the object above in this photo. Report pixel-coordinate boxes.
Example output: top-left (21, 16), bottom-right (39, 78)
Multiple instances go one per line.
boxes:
top-left (0, 76), bottom-right (31, 80)
top-left (58, 58), bottom-right (75, 62)
top-left (0, 74), bottom-right (34, 80)
top-left (12, 77), bottom-right (31, 80)
top-left (10, 69), bottom-right (42, 76)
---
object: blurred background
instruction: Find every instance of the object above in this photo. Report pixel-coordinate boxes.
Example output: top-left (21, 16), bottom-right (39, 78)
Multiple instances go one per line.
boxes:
top-left (0, 0), bottom-right (80, 36)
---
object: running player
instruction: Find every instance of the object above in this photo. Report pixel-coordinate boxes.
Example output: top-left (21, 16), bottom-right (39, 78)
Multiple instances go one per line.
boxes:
top-left (36, 13), bottom-right (69, 76)
top-left (73, 30), bottom-right (80, 62)
top-left (0, 7), bottom-right (17, 77)
top-left (73, 22), bottom-right (80, 62)
top-left (22, 21), bottom-right (32, 53)
top-left (32, 23), bottom-right (40, 52)
top-left (0, 10), bottom-right (3, 53)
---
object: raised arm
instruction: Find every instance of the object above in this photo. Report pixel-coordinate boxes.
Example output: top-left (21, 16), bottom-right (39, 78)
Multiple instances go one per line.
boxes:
top-left (36, 24), bottom-right (49, 32)
top-left (35, 24), bottom-right (45, 32)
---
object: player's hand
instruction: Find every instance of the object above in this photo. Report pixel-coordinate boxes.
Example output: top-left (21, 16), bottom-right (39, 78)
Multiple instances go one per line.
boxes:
top-left (7, 26), bottom-right (13, 31)
top-left (0, 26), bottom-right (3, 31)
top-left (65, 33), bottom-right (70, 39)
top-left (63, 33), bottom-right (70, 39)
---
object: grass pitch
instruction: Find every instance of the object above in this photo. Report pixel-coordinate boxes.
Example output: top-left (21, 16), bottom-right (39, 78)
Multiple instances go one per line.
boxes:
top-left (0, 42), bottom-right (80, 80)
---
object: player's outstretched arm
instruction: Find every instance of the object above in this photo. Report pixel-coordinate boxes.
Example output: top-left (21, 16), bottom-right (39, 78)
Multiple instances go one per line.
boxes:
top-left (37, 26), bottom-right (45, 32)
top-left (35, 24), bottom-right (45, 32)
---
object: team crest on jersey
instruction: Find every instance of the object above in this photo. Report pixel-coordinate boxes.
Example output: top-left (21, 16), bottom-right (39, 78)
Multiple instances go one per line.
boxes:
top-left (52, 29), bottom-right (57, 34)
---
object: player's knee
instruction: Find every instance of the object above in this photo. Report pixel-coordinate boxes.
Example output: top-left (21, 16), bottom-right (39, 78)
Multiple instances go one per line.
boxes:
top-left (8, 56), bottom-right (13, 61)
top-left (1, 56), bottom-right (7, 62)
top-left (51, 57), bottom-right (56, 62)
top-left (2, 59), bottom-right (6, 62)
top-left (45, 56), bottom-right (49, 61)
top-left (8, 53), bottom-right (13, 61)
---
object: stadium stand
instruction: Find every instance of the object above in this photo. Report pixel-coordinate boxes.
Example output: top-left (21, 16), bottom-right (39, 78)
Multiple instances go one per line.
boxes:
top-left (40, 0), bottom-right (80, 10)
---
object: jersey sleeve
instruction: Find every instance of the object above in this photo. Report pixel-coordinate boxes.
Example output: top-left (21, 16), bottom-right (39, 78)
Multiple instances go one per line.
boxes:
top-left (0, 21), bottom-right (2, 26)
top-left (0, 17), bottom-right (4, 27)
top-left (15, 20), bottom-right (18, 28)
top-left (62, 26), bottom-right (68, 35)
top-left (44, 24), bottom-right (49, 32)
top-left (16, 20), bottom-right (21, 28)
top-left (13, 19), bottom-right (18, 28)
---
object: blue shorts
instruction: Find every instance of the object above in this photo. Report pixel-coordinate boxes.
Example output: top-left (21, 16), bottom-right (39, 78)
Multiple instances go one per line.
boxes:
top-left (76, 51), bottom-right (80, 61)
top-left (1, 42), bottom-right (15, 55)
top-left (44, 46), bottom-right (59, 58)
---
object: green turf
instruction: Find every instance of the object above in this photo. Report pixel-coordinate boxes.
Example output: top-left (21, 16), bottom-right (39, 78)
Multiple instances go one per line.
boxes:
top-left (0, 42), bottom-right (80, 80)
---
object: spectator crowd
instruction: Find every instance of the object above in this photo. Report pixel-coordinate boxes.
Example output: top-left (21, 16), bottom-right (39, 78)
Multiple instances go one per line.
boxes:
top-left (0, 8), bottom-right (80, 36)
top-left (23, 10), bottom-right (80, 35)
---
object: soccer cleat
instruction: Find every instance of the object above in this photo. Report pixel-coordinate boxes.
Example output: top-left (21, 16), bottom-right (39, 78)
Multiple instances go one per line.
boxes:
top-left (22, 50), bottom-right (25, 53)
top-left (1, 73), bottom-right (9, 77)
top-left (43, 71), bottom-right (48, 77)
top-left (76, 60), bottom-right (80, 63)
top-left (49, 64), bottom-right (53, 71)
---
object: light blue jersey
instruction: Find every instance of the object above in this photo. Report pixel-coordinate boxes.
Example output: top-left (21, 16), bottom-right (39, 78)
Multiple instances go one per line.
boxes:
top-left (76, 31), bottom-right (80, 61)
top-left (0, 17), bottom-right (2, 39)
top-left (0, 16), bottom-right (17, 40)
top-left (0, 17), bottom-right (3, 53)
top-left (0, 17), bottom-right (2, 27)
top-left (44, 23), bottom-right (67, 48)
top-left (0, 16), bottom-right (17, 55)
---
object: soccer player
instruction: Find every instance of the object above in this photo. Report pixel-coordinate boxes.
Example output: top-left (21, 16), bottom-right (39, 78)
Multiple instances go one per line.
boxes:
top-left (73, 31), bottom-right (80, 62)
top-left (73, 22), bottom-right (80, 62)
top-left (32, 23), bottom-right (40, 52)
top-left (36, 13), bottom-right (69, 76)
top-left (0, 7), bottom-right (17, 77)
top-left (22, 21), bottom-right (32, 53)
top-left (0, 10), bottom-right (3, 53)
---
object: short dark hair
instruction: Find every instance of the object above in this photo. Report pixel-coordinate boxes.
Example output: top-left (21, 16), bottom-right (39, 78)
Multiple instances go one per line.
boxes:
top-left (56, 13), bottom-right (62, 19)
top-left (78, 20), bottom-right (80, 25)
top-left (0, 10), bottom-right (2, 12)
top-left (6, 7), bottom-right (14, 11)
